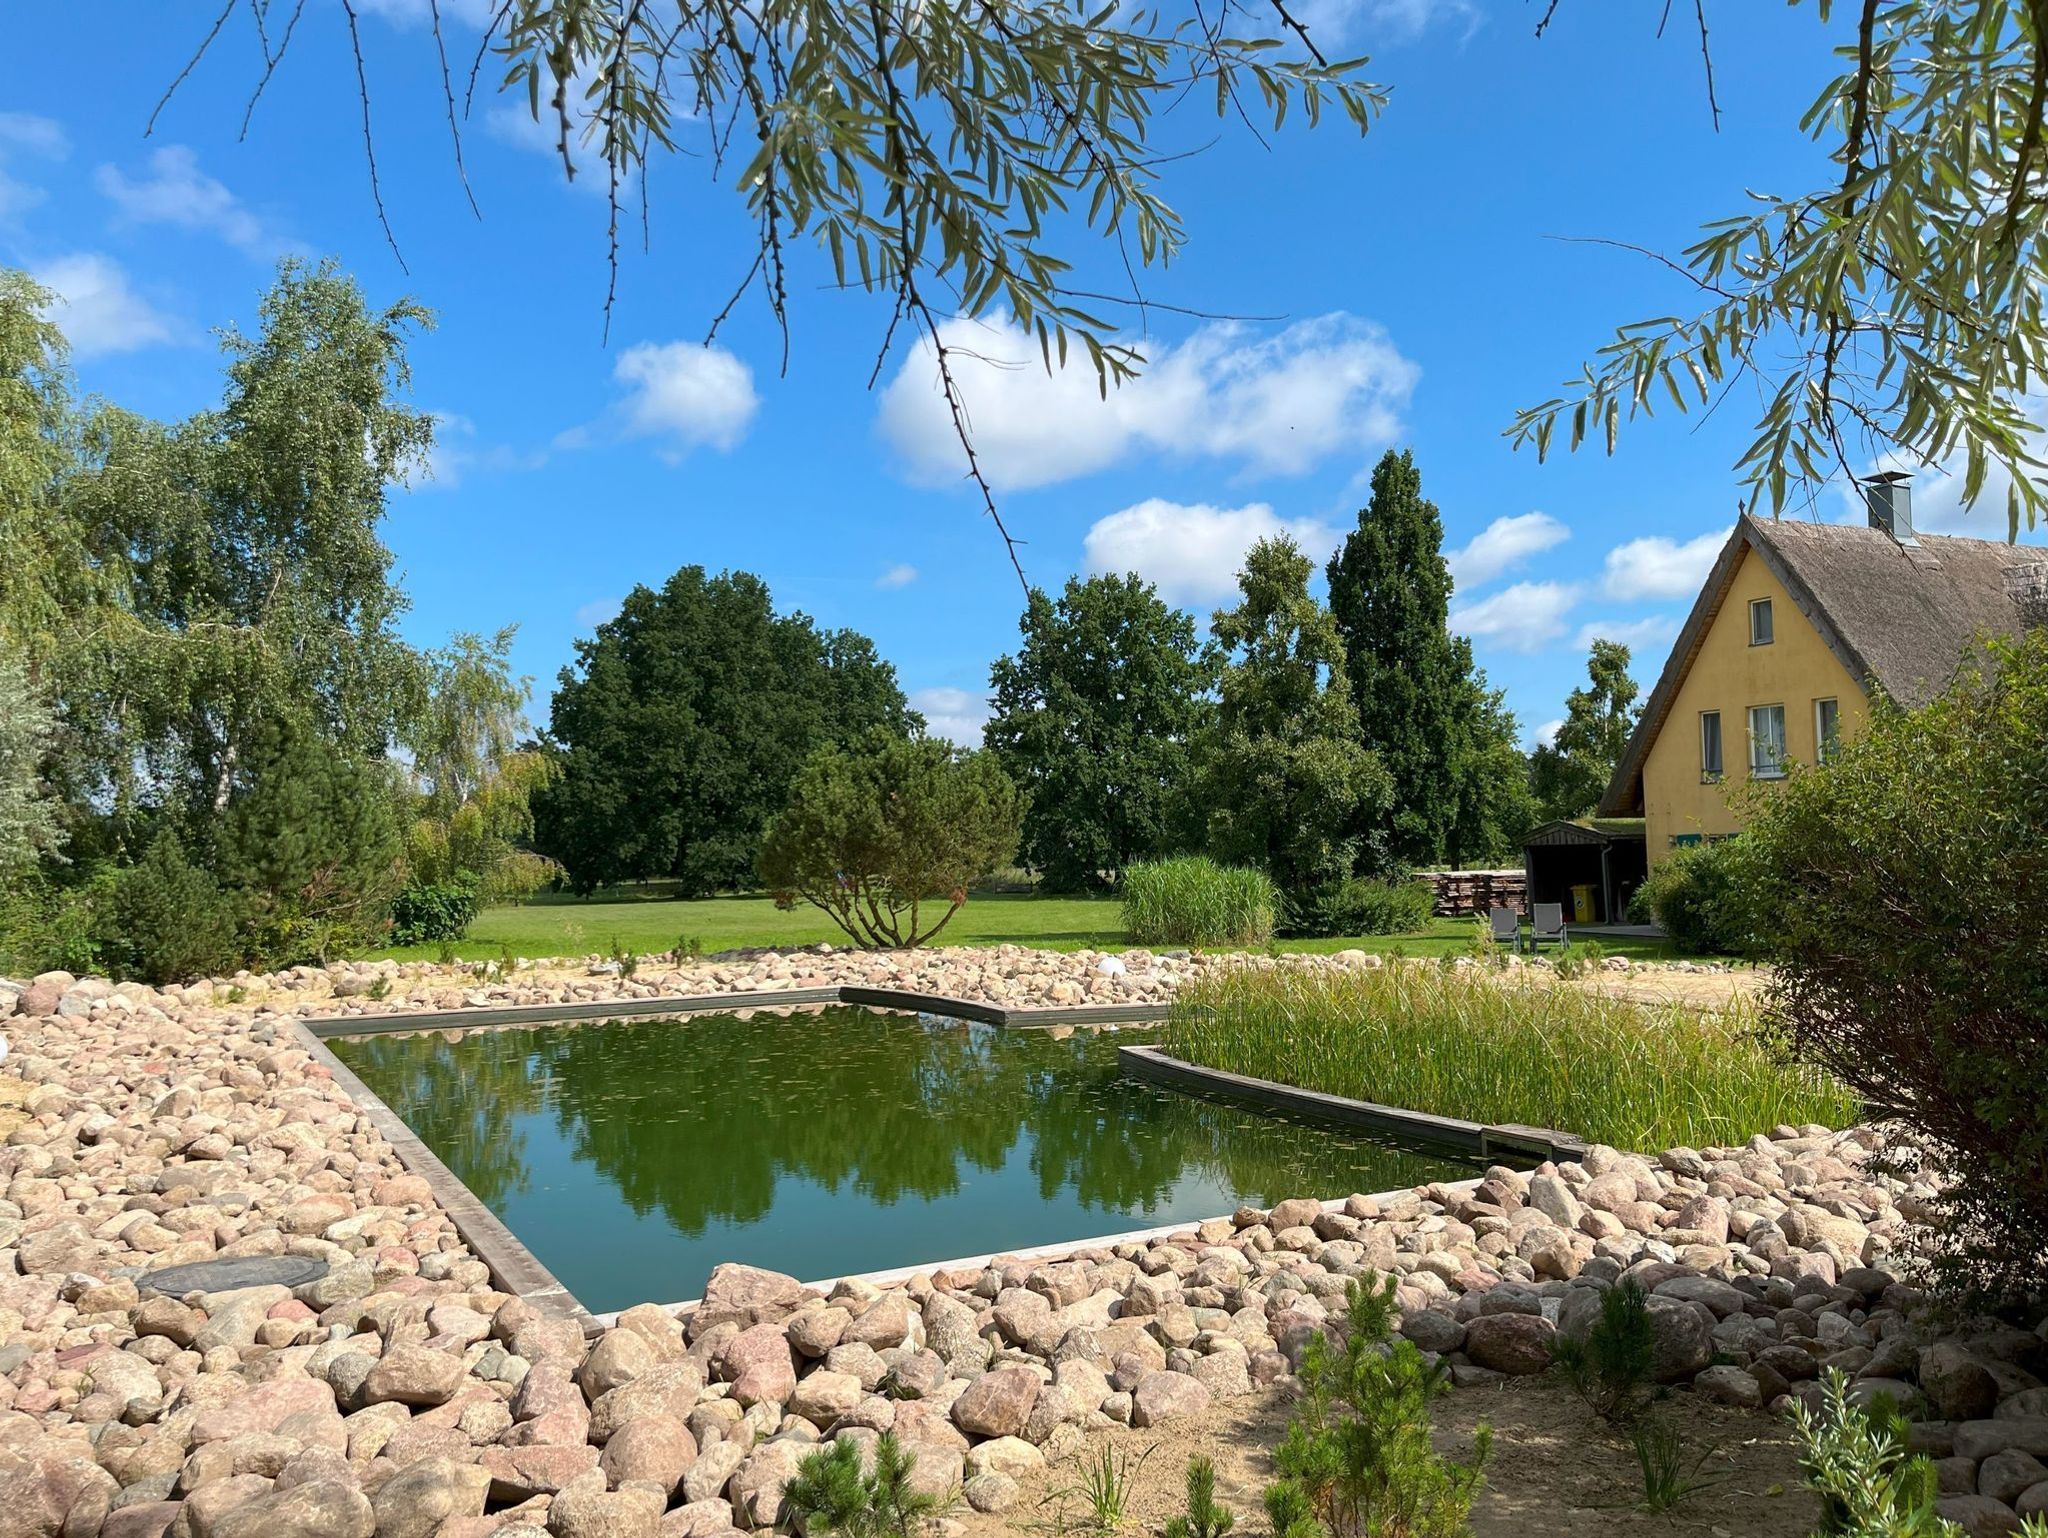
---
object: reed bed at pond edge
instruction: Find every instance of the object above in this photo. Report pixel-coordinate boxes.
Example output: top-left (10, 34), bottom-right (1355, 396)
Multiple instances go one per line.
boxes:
top-left (1162, 963), bottom-right (1857, 1153)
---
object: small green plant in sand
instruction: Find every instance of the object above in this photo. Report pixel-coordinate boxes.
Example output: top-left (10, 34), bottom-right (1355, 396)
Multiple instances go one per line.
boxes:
top-left (1165, 1456), bottom-right (1235, 1538)
top-left (781, 1432), bottom-right (944, 1538)
top-left (1264, 1272), bottom-right (1490, 1538)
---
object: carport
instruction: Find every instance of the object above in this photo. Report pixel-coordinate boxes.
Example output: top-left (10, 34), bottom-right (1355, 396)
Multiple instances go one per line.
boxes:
top-left (1520, 819), bottom-right (1648, 924)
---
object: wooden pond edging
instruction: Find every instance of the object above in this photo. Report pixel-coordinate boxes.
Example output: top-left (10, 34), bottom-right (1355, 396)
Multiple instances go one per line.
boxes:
top-left (1116, 1043), bottom-right (1588, 1164)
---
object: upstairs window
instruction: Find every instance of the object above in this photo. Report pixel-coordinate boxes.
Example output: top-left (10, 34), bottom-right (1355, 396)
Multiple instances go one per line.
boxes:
top-left (1749, 597), bottom-right (1775, 646)
top-left (1815, 697), bottom-right (1841, 763)
top-left (1699, 711), bottom-right (1723, 781)
top-left (1749, 703), bottom-right (1788, 779)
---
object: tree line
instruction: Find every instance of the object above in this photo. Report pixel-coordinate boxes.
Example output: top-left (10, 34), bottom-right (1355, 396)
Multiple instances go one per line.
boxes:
top-left (0, 257), bottom-right (1644, 977)
top-left (532, 448), bottom-right (1645, 935)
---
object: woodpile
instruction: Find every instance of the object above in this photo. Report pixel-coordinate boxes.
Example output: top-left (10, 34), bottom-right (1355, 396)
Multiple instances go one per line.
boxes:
top-left (1415, 868), bottom-right (1527, 918)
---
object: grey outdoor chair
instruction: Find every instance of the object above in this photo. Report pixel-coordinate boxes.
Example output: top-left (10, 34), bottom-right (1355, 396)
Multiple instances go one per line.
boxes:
top-left (1487, 906), bottom-right (1520, 949)
top-left (1527, 901), bottom-right (1568, 953)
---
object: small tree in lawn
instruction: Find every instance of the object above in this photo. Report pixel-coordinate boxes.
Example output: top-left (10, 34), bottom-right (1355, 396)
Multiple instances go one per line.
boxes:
top-left (758, 731), bottom-right (1024, 949)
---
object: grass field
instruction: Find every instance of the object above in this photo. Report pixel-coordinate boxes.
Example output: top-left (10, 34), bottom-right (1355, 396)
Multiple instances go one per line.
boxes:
top-left (362, 888), bottom-right (1699, 964)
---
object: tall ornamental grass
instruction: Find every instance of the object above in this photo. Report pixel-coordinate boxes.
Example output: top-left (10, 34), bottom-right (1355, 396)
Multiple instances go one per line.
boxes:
top-left (1163, 964), bottom-right (1855, 1152)
top-left (1121, 857), bottom-right (1278, 947)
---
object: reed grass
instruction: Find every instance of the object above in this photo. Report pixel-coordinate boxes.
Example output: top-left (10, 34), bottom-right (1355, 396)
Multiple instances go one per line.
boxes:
top-left (1121, 857), bottom-right (1278, 947)
top-left (1162, 964), bottom-right (1856, 1152)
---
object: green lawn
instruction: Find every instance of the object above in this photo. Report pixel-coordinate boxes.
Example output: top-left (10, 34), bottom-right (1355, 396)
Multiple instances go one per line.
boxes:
top-left (362, 889), bottom-right (1698, 964)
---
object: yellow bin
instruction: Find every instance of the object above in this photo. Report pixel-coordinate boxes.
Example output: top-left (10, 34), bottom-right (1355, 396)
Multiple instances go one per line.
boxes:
top-left (1568, 884), bottom-right (1597, 924)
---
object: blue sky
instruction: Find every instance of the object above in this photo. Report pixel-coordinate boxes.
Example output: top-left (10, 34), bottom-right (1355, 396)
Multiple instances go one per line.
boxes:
top-left (4, 1), bottom-right (2038, 747)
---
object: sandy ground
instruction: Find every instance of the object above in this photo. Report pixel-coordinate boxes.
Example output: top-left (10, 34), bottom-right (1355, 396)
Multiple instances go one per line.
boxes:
top-left (1568, 967), bottom-right (1766, 1014)
top-left (0, 1072), bottom-right (32, 1137)
top-left (955, 1379), bottom-right (1817, 1538)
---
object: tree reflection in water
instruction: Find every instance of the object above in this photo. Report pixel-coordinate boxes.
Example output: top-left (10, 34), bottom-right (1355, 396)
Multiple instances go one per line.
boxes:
top-left (337, 1009), bottom-right (1473, 1310)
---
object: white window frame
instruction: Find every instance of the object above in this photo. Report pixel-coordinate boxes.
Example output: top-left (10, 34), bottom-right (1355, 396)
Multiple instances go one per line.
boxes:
top-left (1698, 710), bottom-right (1723, 782)
top-left (1748, 703), bottom-right (1788, 779)
top-left (1815, 697), bottom-right (1841, 764)
top-left (1748, 597), bottom-right (1775, 646)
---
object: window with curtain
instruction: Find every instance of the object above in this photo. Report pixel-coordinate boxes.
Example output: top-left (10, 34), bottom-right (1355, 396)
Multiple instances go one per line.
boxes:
top-left (1815, 697), bottom-right (1840, 763)
top-left (1699, 711), bottom-right (1722, 780)
top-left (1749, 703), bottom-right (1787, 778)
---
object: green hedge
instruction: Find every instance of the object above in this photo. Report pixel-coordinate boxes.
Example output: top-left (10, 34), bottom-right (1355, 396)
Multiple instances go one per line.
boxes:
top-left (389, 881), bottom-right (482, 946)
top-left (1283, 876), bottom-right (1434, 938)
top-left (1121, 856), bottom-right (1278, 947)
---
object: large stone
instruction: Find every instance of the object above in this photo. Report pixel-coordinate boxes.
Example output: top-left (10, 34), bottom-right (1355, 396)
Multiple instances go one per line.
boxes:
top-left (1525, 1174), bottom-right (1582, 1229)
top-left (550, 1477), bottom-right (663, 1538)
top-left (1644, 1297), bottom-right (1715, 1383)
top-left (480, 1446), bottom-right (604, 1503)
top-left (362, 1345), bottom-right (467, 1407)
top-left (600, 1418), bottom-right (696, 1495)
top-left (701, 1265), bottom-right (805, 1318)
top-left (1980, 1452), bottom-right (2048, 1508)
top-left (578, 1331), bottom-right (655, 1400)
top-left (1462, 1313), bottom-right (1556, 1376)
top-left (1923, 1344), bottom-right (2003, 1424)
top-left (1131, 1370), bottom-right (1212, 1428)
top-left (208, 1480), bottom-right (376, 1538)
top-left (369, 1458), bottom-right (491, 1538)
top-left (1399, 1311), bottom-right (1466, 1355)
top-left (1936, 1494), bottom-right (2025, 1538)
top-left (788, 1370), bottom-right (864, 1427)
top-left (951, 1368), bottom-right (1040, 1439)
top-left (589, 1362), bottom-right (706, 1444)
top-left (841, 1293), bottom-right (920, 1352)
top-left (728, 1442), bottom-right (809, 1529)
top-left (721, 1325), bottom-right (797, 1407)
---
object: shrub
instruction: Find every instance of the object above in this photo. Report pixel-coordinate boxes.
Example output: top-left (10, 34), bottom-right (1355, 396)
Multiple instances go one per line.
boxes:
top-left (1554, 1279), bottom-right (1653, 1424)
top-left (780, 1433), bottom-right (939, 1538)
top-left (1266, 1272), bottom-right (1490, 1538)
top-left (758, 731), bottom-right (1024, 949)
top-left (99, 833), bottom-right (240, 984)
top-left (1282, 876), bottom-right (1432, 938)
top-left (215, 717), bottom-right (406, 966)
top-left (1163, 964), bottom-right (1855, 1152)
top-left (1743, 632), bottom-right (2048, 1297)
top-left (1792, 1371), bottom-right (1951, 1536)
top-left (1165, 1457), bottom-right (1235, 1538)
top-left (389, 881), bottom-right (482, 946)
top-left (1122, 856), bottom-right (1278, 947)
top-left (1639, 838), bottom-right (1756, 955)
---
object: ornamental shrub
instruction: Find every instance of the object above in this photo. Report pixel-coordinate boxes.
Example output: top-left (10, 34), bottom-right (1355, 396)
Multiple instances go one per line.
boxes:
top-left (758, 730), bottom-right (1024, 948)
top-left (1282, 875), bottom-right (1432, 938)
top-left (390, 881), bottom-right (482, 946)
top-left (1743, 633), bottom-right (2048, 1297)
top-left (1121, 856), bottom-right (1278, 947)
top-left (1638, 838), bottom-right (1758, 956)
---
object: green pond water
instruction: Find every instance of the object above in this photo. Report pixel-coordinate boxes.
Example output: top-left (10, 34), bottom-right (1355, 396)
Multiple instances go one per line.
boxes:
top-left (333, 1008), bottom-right (1476, 1314)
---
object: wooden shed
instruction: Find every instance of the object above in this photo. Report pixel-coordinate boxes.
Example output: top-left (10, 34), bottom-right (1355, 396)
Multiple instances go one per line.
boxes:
top-left (1520, 818), bottom-right (1648, 925)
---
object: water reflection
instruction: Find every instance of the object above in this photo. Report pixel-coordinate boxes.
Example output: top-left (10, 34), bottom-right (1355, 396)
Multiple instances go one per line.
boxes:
top-left (337, 1008), bottom-right (1472, 1311)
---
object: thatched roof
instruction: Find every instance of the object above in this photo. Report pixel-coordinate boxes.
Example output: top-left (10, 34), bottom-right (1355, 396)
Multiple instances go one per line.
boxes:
top-left (1599, 514), bottom-right (2048, 817)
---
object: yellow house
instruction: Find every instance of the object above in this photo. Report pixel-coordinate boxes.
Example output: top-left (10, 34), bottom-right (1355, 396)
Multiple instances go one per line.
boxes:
top-left (1600, 485), bottom-right (2047, 866)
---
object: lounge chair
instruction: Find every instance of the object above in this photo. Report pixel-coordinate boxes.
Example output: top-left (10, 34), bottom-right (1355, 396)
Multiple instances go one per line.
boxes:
top-left (1527, 901), bottom-right (1568, 953)
top-left (1487, 906), bottom-right (1519, 949)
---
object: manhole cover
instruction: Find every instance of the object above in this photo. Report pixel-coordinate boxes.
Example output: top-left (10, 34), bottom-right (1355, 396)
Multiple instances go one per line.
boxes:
top-left (140, 1255), bottom-right (330, 1296)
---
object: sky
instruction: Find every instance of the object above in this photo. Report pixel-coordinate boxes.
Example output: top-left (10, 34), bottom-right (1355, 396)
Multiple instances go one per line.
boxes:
top-left (4, 0), bottom-right (2040, 749)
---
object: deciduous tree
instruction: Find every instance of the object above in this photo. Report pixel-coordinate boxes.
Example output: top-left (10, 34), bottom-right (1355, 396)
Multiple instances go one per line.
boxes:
top-left (1529, 639), bottom-right (1641, 824)
top-left (536, 567), bottom-right (916, 894)
top-left (986, 574), bottom-right (1213, 891)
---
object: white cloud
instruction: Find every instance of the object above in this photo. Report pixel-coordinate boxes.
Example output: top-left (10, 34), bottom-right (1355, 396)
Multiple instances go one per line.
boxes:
top-left (576, 596), bottom-right (622, 628)
top-left (414, 411), bottom-right (547, 489)
top-left (1083, 498), bottom-right (1341, 608)
top-left (910, 687), bottom-right (991, 748)
top-left (95, 146), bottom-right (281, 256)
top-left (1299, 0), bottom-right (1481, 47)
top-left (1447, 512), bottom-right (1569, 590)
top-left (876, 564), bottom-right (918, 590)
top-left (609, 341), bottom-right (759, 459)
top-left (1531, 718), bottom-right (1566, 749)
top-left (29, 254), bottom-right (182, 357)
top-left (878, 313), bottom-right (1418, 491)
top-left (355, 0), bottom-right (497, 25)
top-left (1601, 530), bottom-right (1724, 600)
top-left (1449, 580), bottom-right (1580, 654)
top-left (0, 112), bottom-right (67, 220)
top-left (1571, 615), bottom-right (1679, 656)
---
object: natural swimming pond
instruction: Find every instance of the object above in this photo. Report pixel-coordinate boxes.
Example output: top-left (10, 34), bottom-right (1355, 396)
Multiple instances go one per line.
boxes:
top-left (333, 1007), bottom-right (1478, 1313)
